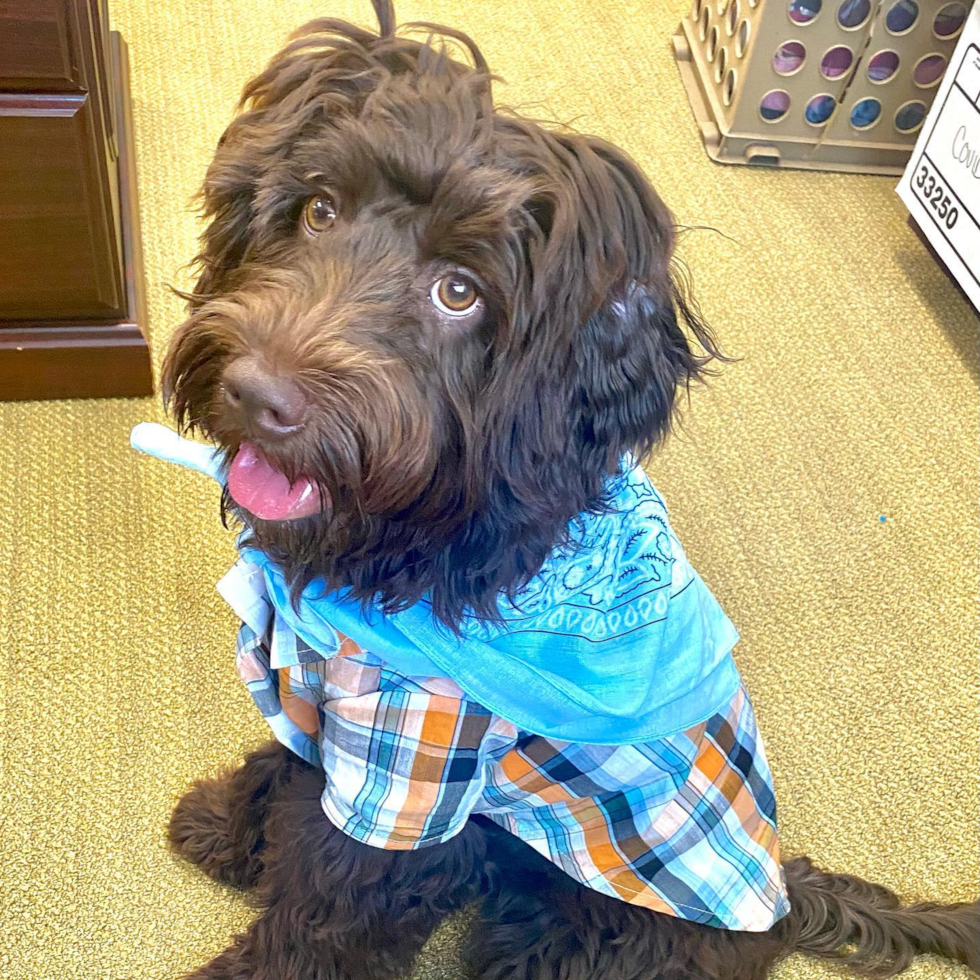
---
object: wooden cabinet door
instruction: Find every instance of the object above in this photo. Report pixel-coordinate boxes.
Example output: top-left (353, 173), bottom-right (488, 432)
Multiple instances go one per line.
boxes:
top-left (0, 0), bottom-right (125, 321)
top-left (0, 0), bottom-right (82, 91)
top-left (0, 93), bottom-right (127, 319)
top-left (0, 0), bottom-right (151, 400)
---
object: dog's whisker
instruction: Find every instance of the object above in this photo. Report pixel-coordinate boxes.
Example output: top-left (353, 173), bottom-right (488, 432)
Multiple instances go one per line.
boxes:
top-left (675, 222), bottom-right (744, 247)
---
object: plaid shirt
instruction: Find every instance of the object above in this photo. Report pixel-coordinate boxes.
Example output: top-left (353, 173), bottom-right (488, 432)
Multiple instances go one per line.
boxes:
top-left (221, 561), bottom-right (790, 933)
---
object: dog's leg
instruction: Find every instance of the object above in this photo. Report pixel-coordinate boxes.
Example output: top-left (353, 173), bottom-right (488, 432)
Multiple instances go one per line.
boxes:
top-left (169, 740), bottom-right (307, 890)
top-left (468, 835), bottom-right (979, 980)
top-left (182, 764), bottom-right (486, 980)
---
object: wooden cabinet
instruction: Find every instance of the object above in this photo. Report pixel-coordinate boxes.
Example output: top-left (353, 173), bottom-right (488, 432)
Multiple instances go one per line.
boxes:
top-left (0, 0), bottom-right (152, 401)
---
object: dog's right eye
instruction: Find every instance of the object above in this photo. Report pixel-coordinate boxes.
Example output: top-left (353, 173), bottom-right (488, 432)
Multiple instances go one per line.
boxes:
top-left (430, 274), bottom-right (481, 317)
top-left (302, 194), bottom-right (337, 235)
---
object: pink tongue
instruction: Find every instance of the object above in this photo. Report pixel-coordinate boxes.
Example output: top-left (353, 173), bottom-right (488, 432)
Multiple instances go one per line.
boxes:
top-left (227, 443), bottom-right (322, 521)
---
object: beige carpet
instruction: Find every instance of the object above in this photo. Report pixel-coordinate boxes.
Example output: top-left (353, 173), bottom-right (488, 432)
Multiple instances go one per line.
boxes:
top-left (0, 1), bottom-right (977, 977)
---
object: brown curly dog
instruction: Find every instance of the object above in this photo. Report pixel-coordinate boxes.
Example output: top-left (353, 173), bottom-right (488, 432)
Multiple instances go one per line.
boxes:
top-left (163, 3), bottom-right (979, 978)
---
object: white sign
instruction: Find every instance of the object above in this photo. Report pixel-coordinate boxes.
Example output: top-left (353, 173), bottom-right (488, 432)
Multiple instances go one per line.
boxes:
top-left (897, 4), bottom-right (980, 311)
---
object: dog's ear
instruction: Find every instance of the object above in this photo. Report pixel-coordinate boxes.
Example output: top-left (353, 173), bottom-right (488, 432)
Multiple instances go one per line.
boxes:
top-left (186, 136), bottom-right (259, 302)
top-left (479, 131), bottom-right (724, 527)
top-left (528, 135), bottom-right (723, 474)
top-left (564, 137), bottom-right (723, 470)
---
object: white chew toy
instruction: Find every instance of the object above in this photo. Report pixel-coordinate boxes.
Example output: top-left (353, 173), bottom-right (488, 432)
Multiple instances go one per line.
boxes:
top-left (130, 422), bottom-right (226, 486)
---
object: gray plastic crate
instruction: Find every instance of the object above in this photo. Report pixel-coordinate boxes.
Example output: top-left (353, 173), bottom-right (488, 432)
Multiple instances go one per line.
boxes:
top-left (673, 0), bottom-right (970, 173)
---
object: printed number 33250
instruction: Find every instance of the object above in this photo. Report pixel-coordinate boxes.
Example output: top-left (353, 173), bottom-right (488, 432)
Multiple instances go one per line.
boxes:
top-left (915, 164), bottom-right (958, 229)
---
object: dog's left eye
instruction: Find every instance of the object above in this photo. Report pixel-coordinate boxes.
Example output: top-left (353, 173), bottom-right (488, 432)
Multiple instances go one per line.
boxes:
top-left (302, 194), bottom-right (337, 234)
top-left (430, 274), bottom-right (481, 317)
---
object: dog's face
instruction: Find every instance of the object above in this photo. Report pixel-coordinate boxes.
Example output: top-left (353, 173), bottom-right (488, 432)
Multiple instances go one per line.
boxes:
top-left (163, 2), bottom-right (720, 627)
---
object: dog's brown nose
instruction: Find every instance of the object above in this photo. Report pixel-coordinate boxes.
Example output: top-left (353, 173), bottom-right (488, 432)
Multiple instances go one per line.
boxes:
top-left (222, 358), bottom-right (308, 438)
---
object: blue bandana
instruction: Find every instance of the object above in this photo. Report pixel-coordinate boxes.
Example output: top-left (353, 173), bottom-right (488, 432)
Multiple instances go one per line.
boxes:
top-left (239, 462), bottom-right (741, 745)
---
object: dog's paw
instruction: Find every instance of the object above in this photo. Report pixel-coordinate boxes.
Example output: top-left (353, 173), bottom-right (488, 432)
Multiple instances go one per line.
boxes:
top-left (168, 777), bottom-right (262, 890)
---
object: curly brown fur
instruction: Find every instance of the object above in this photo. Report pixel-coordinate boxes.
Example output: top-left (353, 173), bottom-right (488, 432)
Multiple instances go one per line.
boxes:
top-left (162, 0), bottom-right (723, 631)
top-left (168, 741), bottom-right (307, 890)
top-left (164, 2), bottom-right (978, 978)
top-left (171, 754), bottom-right (977, 980)
top-left (469, 826), bottom-right (979, 980)
top-left (782, 858), bottom-right (979, 976)
top-left (177, 758), bottom-right (486, 980)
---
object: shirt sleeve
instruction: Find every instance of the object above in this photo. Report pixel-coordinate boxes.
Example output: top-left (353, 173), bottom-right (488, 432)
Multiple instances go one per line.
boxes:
top-left (317, 682), bottom-right (517, 849)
